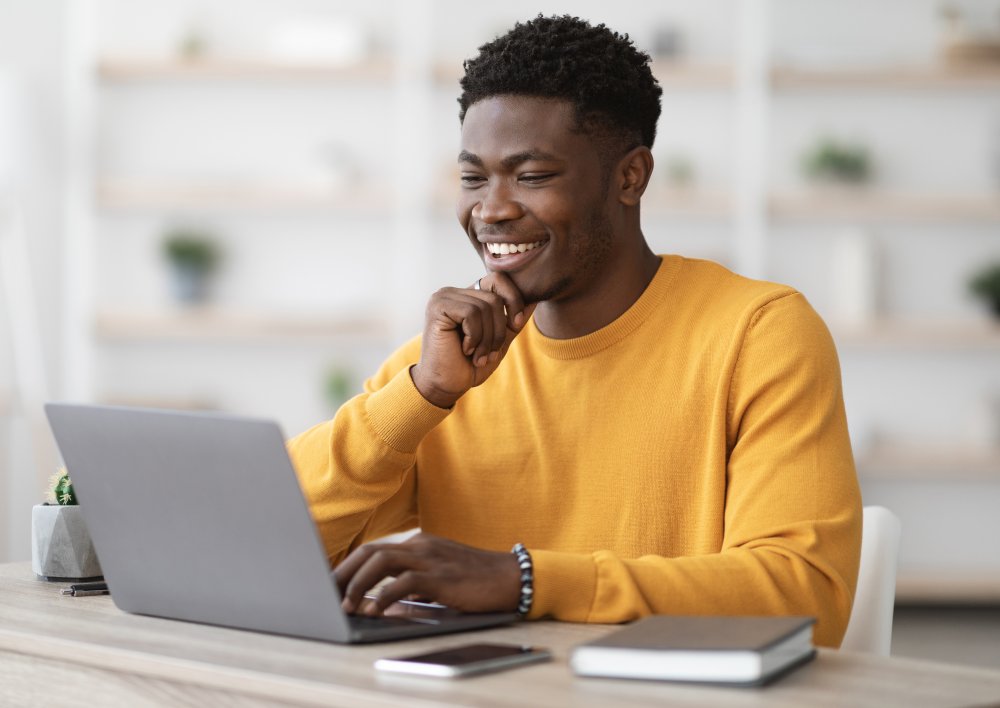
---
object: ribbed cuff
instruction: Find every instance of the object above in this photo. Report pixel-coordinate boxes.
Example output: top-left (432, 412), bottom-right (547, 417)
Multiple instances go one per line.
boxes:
top-left (364, 367), bottom-right (451, 453)
top-left (527, 549), bottom-right (597, 621)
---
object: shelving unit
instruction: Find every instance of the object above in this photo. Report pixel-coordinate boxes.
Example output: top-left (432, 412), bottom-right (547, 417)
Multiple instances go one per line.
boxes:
top-left (98, 57), bottom-right (396, 82)
top-left (772, 64), bottom-right (1000, 89)
top-left (833, 321), bottom-right (1000, 349)
top-left (769, 191), bottom-right (1000, 222)
top-left (858, 443), bottom-right (1000, 481)
top-left (433, 60), bottom-right (733, 88)
top-left (66, 0), bottom-right (1000, 601)
top-left (98, 180), bottom-right (386, 212)
top-left (896, 571), bottom-right (1000, 604)
top-left (94, 309), bottom-right (390, 343)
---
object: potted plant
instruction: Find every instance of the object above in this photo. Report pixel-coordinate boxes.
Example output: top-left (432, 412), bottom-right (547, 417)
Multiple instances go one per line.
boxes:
top-left (969, 262), bottom-right (1000, 319)
top-left (162, 228), bottom-right (221, 304)
top-left (31, 469), bottom-right (102, 581)
top-left (802, 137), bottom-right (873, 185)
top-left (325, 364), bottom-right (355, 410)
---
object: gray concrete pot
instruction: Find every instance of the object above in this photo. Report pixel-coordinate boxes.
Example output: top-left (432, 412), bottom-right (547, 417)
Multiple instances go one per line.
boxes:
top-left (31, 504), bottom-right (102, 581)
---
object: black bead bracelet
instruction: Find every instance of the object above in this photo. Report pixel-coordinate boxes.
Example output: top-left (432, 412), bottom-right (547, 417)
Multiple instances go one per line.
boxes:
top-left (511, 543), bottom-right (534, 617)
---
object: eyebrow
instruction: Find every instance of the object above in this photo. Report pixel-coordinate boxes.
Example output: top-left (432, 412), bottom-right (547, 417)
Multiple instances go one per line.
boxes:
top-left (458, 150), bottom-right (562, 169)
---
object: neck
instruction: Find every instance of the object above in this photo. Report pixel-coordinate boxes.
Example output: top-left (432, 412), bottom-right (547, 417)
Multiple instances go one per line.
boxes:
top-left (532, 239), bottom-right (660, 340)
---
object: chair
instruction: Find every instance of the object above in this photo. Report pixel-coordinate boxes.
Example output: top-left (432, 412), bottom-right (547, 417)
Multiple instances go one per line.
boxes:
top-left (841, 505), bottom-right (902, 655)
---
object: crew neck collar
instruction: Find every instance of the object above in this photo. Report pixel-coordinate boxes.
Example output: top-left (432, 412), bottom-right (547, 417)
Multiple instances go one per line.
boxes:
top-left (526, 255), bottom-right (680, 360)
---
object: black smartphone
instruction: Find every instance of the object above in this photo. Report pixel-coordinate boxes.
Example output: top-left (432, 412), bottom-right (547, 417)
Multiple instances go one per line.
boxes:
top-left (374, 642), bottom-right (553, 678)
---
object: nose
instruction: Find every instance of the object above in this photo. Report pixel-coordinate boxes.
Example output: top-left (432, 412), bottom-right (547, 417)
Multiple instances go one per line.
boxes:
top-left (473, 179), bottom-right (524, 223)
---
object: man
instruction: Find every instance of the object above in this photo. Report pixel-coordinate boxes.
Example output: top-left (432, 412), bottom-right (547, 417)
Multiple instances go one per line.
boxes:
top-left (289, 15), bottom-right (862, 648)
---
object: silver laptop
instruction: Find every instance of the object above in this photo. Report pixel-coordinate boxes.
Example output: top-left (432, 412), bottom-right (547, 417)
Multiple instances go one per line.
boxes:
top-left (44, 403), bottom-right (517, 643)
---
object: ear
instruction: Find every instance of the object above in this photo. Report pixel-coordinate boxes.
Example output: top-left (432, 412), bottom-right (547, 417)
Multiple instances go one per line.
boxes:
top-left (615, 147), bottom-right (654, 207)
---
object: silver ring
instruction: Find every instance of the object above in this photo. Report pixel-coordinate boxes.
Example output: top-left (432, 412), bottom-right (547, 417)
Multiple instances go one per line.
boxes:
top-left (473, 278), bottom-right (482, 291)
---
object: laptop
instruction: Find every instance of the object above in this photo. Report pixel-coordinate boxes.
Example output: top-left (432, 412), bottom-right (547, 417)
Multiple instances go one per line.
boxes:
top-left (44, 403), bottom-right (517, 643)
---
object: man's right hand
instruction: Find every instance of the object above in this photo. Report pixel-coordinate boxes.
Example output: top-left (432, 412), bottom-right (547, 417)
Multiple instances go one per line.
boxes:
top-left (411, 271), bottom-right (535, 409)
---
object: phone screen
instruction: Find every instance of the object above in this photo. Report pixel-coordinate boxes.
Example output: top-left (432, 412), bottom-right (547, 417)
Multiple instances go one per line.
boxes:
top-left (399, 643), bottom-right (535, 666)
top-left (375, 642), bottom-right (552, 677)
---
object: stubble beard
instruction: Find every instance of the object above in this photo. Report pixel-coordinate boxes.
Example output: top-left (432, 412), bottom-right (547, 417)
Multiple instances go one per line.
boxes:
top-left (523, 206), bottom-right (615, 306)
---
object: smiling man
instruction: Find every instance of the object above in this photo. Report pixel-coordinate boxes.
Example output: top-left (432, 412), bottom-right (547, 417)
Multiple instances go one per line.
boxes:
top-left (288, 15), bottom-right (862, 648)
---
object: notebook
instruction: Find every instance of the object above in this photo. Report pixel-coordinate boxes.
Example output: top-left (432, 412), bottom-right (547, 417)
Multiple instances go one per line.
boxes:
top-left (570, 615), bottom-right (816, 686)
top-left (44, 403), bottom-right (517, 643)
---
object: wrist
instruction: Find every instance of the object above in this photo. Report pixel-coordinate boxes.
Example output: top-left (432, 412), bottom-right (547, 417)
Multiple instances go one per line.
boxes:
top-left (410, 364), bottom-right (461, 409)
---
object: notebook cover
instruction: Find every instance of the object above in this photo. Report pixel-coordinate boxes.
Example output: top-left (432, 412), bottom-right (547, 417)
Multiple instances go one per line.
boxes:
top-left (579, 615), bottom-right (815, 652)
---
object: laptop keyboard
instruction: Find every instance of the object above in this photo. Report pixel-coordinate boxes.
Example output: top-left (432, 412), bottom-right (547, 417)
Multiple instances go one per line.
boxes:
top-left (348, 614), bottom-right (438, 629)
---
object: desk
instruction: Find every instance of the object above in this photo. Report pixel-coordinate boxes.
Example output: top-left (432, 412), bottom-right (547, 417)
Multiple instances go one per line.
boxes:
top-left (1, 563), bottom-right (999, 707)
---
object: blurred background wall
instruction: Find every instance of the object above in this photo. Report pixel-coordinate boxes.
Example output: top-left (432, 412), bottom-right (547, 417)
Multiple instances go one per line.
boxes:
top-left (1, 0), bottom-right (999, 611)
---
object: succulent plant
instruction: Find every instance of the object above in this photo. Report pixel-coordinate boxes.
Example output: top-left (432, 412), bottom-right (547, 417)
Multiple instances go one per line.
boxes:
top-left (46, 468), bottom-right (78, 506)
top-left (162, 228), bottom-right (221, 274)
top-left (969, 262), bottom-right (1000, 318)
top-left (802, 138), bottom-right (873, 185)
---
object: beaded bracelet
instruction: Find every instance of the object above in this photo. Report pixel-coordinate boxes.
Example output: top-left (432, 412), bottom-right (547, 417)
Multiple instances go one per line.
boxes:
top-left (511, 543), bottom-right (534, 617)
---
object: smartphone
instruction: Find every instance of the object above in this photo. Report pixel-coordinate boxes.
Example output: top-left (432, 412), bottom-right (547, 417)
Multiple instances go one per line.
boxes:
top-left (374, 642), bottom-right (553, 678)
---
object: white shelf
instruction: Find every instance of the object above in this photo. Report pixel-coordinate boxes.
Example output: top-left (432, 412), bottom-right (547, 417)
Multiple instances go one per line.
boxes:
top-left (98, 57), bottom-right (395, 82)
top-left (432, 184), bottom-right (733, 219)
top-left (772, 64), bottom-right (1000, 89)
top-left (433, 60), bottom-right (732, 88)
top-left (97, 181), bottom-right (388, 213)
top-left (770, 191), bottom-right (1000, 222)
top-left (832, 321), bottom-right (1000, 350)
top-left (857, 442), bottom-right (1000, 481)
top-left (94, 310), bottom-right (390, 343)
top-left (896, 570), bottom-right (1000, 603)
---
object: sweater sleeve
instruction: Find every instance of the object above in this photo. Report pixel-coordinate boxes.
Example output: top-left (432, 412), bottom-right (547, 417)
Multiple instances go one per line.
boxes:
top-left (526, 293), bottom-right (862, 648)
top-left (287, 336), bottom-right (450, 565)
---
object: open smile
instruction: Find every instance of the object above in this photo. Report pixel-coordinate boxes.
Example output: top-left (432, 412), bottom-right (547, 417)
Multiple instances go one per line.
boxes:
top-left (481, 240), bottom-right (548, 271)
top-left (486, 240), bottom-right (545, 256)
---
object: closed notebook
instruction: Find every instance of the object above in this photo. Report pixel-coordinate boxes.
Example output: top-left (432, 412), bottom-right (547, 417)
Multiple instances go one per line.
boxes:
top-left (570, 615), bottom-right (815, 686)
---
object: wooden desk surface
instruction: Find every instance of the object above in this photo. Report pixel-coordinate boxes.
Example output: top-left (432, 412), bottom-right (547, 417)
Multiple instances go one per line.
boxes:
top-left (1, 562), bottom-right (999, 707)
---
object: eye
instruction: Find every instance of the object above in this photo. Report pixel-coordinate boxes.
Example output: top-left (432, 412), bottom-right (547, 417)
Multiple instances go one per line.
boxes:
top-left (519, 173), bottom-right (555, 184)
top-left (460, 174), bottom-right (486, 187)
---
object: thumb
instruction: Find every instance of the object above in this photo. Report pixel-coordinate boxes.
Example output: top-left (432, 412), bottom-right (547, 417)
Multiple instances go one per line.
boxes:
top-left (506, 302), bottom-right (536, 344)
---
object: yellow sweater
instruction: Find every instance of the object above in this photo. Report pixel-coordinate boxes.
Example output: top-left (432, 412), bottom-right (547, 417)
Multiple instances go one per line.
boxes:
top-left (288, 255), bottom-right (862, 647)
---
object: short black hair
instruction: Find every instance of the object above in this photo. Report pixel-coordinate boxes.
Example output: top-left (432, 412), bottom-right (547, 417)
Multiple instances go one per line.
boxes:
top-left (458, 15), bottom-right (662, 154)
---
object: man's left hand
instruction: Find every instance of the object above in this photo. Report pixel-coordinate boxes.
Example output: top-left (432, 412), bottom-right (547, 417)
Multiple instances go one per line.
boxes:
top-left (334, 533), bottom-right (522, 616)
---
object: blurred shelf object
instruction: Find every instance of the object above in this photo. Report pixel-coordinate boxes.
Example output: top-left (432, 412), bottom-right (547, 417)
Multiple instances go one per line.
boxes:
top-left (650, 61), bottom-right (733, 88)
top-left (99, 396), bottom-right (220, 412)
top-left (833, 321), bottom-right (1000, 349)
top-left (772, 64), bottom-right (1000, 89)
top-left (769, 191), bottom-right (1000, 222)
top-left (643, 188), bottom-right (732, 218)
top-left (896, 570), bottom-right (1000, 604)
top-left (97, 57), bottom-right (395, 82)
top-left (95, 310), bottom-right (390, 343)
top-left (98, 180), bottom-right (387, 214)
top-left (857, 442), bottom-right (1000, 481)
top-left (433, 60), bottom-right (732, 88)
top-left (941, 38), bottom-right (1000, 68)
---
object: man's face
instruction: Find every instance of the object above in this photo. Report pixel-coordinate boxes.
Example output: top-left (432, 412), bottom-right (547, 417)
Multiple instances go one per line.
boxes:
top-left (457, 96), bottom-right (616, 305)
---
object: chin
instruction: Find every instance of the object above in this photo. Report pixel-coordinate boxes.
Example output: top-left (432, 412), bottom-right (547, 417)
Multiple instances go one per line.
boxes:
top-left (512, 273), bottom-right (571, 305)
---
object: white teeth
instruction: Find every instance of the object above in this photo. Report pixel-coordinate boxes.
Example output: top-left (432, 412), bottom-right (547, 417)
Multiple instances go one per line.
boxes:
top-left (486, 241), bottom-right (544, 256)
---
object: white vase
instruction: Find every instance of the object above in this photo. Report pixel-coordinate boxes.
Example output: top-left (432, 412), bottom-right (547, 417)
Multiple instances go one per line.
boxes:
top-left (31, 504), bottom-right (102, 581)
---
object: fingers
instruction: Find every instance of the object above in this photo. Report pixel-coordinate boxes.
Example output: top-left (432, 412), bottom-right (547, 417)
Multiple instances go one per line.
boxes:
top-left (441, 291), bottom-right (504, 367)
top-left (338, 545), bottom-right (425, 614)
top-left (478, 272), bottom-right (528, 331)
top-left (368, 570), bottom-right (427, 614)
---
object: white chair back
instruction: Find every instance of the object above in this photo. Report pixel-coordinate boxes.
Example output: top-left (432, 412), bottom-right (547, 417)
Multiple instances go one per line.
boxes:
top-left (841, 505), bottom-right (902, 655)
